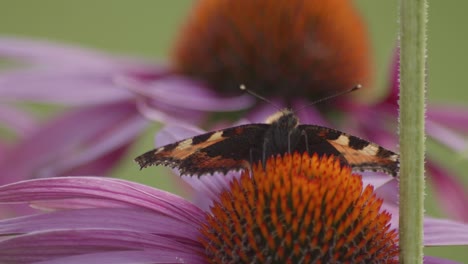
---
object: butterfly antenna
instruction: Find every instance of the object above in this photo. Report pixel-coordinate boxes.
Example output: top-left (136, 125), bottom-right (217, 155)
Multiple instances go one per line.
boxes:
top-left (296, 84), bottom-right (362, 112)
top-left (240, 84), bottom-right (281, 110)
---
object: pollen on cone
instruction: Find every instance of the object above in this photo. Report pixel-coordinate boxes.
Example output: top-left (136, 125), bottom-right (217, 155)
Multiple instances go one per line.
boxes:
top-left (199, 153), bottom-right (398, 263)
top-left (172, 0), bottom-right (371, 102)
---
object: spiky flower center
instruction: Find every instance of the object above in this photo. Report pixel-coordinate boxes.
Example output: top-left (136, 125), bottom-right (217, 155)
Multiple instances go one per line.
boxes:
top-left (199, 153), bottom-right (398, 263)
top-left (173, 0), bottom-right (370, 102)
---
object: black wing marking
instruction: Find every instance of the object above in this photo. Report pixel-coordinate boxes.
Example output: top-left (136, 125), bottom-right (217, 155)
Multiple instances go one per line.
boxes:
top-left (135, 124), bottom-right (270, 176)
top-left (299, 125), bottom-right (399, 176)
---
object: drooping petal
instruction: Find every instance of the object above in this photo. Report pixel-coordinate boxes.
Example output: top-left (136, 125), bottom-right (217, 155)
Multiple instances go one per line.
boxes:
top-left (155, 123), bottom-right (205, 147)
top-left (33, 250), bottom-right (206, 264)
top-left (427, 120), bottom-right (468, 154)
top-left (0, 104), bottom-right (37, 137)
top-left (0, 177), bottom-right (205, 224)
top-left (0, 103), bottom-right (145, 184)
top-left (428, 105), bottom-right (468, 133)
top-left (0, 176), bottom-right (208, 263)
top-left (0, 36), bottom-right (117, 67)
top-left (427, 162), bottom-right (468, 222)
top-left (381, 203), bottom-right (468, 247)
top-left (0, 229), bottom-right (203, 264)
top-left (381, 48), bottom-right (400, 107)
top-left (119, 75), bottom-right (253, 112)
top-left (0, 68), bottom-right (133, 105)
top-left (424, 218), bottom-right (468, 246)
top-left (373, 179), bottom-right (399, 205)
top-left (0, 208), bottom-right (199, 240)
top-left (423, 256), bottom-right (462, 264)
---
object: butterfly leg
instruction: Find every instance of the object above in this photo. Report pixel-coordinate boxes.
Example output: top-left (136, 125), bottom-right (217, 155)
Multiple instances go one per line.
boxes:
top-left (301, 130), bottom-right (309, 154)
top-left (249, 148), bottom-right (255, 165)
top-left (262, 137), bottom-right (269, 169)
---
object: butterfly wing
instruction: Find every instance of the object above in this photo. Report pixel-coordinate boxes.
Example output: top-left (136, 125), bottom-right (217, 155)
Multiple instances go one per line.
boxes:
top-left (135, 124), bottom-right (270, 176)
top-left (299, 125), bottom-right (399, 176)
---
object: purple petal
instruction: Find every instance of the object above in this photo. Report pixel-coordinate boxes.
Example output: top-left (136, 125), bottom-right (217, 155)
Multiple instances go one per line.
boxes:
top-left (0, 37), bottom-right (168, 107)
top-left (0, 104), bottom-right (37, 136)
top-left (361, 172), bottom-right (394, 189)
top-left (0, 69), bottom-right (133, 105)
top-left (292, 101), bottom-right (331, 126)
top-left (424, 256), bottom-right (462, 264)
top-left (382, 203), bottom-right (468, 246)
top-left (0, 36), bottom-right (131, 69)
top-left (0, 177), bottom-right (205, 224)
top-left (0, 103), bottom-right (145, 183)
top-left (428, 105), bottom-right (468, 132)
top-left (119, 75), bottom-right (254, 112)
top-left (424, 217), bottom-right (468, 246)
top-left (427, 120), bottom-right (468, 154)
top-left (381, 48), bottom-right (399, 106)
top-left (0, 208), bottom-right (200, 245)
top-left (374, 179), bottom-right (399, 205)
top-left (34, 250), bottom-right (206, 264)
top-left (183, 170), bottom-right (242, 211)
top-left (136, 98), bottom-right (206, 125)
top-left (427, 162), bottom-right (468, 222)
top-left (0, 229), bottom-right (203, 264)
top-left (155, 123), bottom-right (205, 147)
top-left (246, 100), bottom-right (285, 123)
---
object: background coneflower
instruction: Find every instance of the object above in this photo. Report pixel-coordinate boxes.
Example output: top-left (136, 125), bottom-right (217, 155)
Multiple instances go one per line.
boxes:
top-left (172, 0), bottom-right (371, 102)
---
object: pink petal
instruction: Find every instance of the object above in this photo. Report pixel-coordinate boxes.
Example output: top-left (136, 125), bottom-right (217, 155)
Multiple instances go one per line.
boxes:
top-left (0, 104), bottom-right (37, 136)
top-left (292, 101), bottom-right (331, 126)
top-left (381, 48), bottom-right (399, 106)
top-left (374, 179), bottom-right (399, 205)
top-left (382, 203), bottom-right (468, 246)
top-left (0, 36), bottom-right (119, 68)
top-left (246, 100), bottom-right (285, 122)
top-left (155, 123), bottom-right (205, 147)
top-left (0, 208), bottom-right (200, 245)
top-left (0, 229), bottom-right (202, 263)
top-left (424, 218), bottom-right (468, 246)
top-left (424, 256), bottom-right (462, 264)
top-left (427, 120), bottom-right (468, 154)
top-left (0, 177), bottom-right (205, 224)
top-left (427, 162), bottom-right (468, 222)
top-left (119, 75), bottom-right (254, 111)
top-left (428, 105), bottom-right (468, 132)
top-left (0, 69), bottom-right (132, 105)
top-left (136, 98), bottom-right (205, 124)
top-left (0, 103), bottom-right (144, 184)
top-left (34, 250), bottom-right (206, 264)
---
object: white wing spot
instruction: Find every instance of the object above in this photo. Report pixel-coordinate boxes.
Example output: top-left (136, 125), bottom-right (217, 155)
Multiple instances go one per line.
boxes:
top-left (208, 131), bottom-right (224, 141)
top-left (334, 135), bottom-right (350, 146)
top-left (176, 138), bottom-right (194, 150)
top-left (389, 154), bottom-right (399, 162)
top-left (155, 147), bottom-right (164, 153)
top-left (361, 144), bottom-right (379, 156)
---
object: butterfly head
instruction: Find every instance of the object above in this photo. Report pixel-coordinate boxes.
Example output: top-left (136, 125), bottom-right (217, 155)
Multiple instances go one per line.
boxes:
top-left (265, 109), bottom-right (299, 129)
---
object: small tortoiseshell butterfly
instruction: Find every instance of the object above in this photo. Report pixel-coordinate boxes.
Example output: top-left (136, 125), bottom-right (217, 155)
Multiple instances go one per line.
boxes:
top-left (135, 109), bottom-right (399, 177)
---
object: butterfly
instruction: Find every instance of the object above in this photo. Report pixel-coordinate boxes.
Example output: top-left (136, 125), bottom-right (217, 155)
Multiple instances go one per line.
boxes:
top-left (135, 109), bottom-right (399, 177)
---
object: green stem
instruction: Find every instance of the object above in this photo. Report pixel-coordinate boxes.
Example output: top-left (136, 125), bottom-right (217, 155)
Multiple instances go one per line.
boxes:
top-left (398, 0), bottom-right (427, 263)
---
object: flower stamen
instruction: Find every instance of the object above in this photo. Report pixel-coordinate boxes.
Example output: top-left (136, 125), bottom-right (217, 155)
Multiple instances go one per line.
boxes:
top-left (199, 152), bottom-right (398, 263)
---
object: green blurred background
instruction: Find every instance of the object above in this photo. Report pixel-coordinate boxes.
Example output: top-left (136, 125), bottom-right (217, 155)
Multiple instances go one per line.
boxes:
top-left (0, 0), bottom-right (466, 261)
